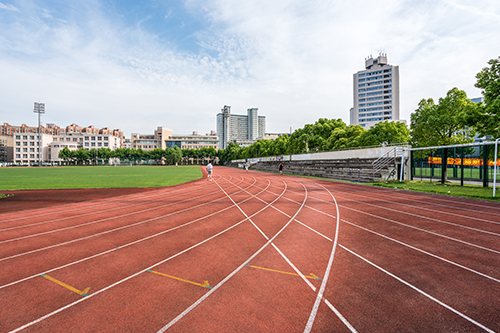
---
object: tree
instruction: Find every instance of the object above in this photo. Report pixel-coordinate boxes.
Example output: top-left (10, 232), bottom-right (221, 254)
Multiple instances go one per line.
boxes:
top-left (356, 121), bottom-right (410, 147)
top-left (410, 87), bottom-right (476, 181)
top-left (473, 56), bottom-right (500, 138)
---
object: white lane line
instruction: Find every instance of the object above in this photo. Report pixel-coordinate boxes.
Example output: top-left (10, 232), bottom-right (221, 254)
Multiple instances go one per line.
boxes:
top-left (0, 178), bottom-right (261, 289)
top-left (304, 183), bottom-right (340, 333)
top-left (332, 189), bottom-right (500, 230)
top-left (221, 177), bottom-right (356, 333)
top-left (259, 184), bottom-right (500, 255)
top-left (341, 218), bottom-right (500, 283)
top-left (294, 196), bottom-right (500, 283)
top-left (323, 299), bottom-right (359, 333)
top-left (8, 177), bottom-right (278, 332)
top-left (0, 187), bottom-right (225, 233)
top-left (218, 177), bottom-right (318, 291)
top-left (0, 177), bottom-right (248, 244)
top-left (156, 179), bottom-right (308, 333)
top-left (0, 181), bottom-right (210, 223)
top-left (341, 204), bottom-right (500, 255)
top-left (350, 188), bottom-right (500, 219)
top-left (340, 245), bottom-right (496, 333)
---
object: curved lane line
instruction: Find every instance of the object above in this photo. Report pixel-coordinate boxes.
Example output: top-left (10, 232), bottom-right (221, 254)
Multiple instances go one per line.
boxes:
top-left (0, 176), bottom-right (248, 244)
top-left (0, 177), bottom-right (264, 289)
top-left (8, 172), bottom-right (289, 332)
top-left (261, 184), bottom-right (500, 255)
top-left (155, 178), bottom-right (307, 332)
top-left (304, 182), bottom-right (340, 333)
top-left (340, 245), bottom-right (496, 333)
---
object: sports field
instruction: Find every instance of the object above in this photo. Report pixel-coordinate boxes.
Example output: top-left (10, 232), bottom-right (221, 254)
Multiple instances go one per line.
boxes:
top-left (0, 166), bottom-right (498, 332)
top-left (0, 166), bottom-right (202, 190)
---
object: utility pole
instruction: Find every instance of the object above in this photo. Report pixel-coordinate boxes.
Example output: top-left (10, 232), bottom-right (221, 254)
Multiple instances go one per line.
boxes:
top-left (33, 102), bottom-right (45, 166)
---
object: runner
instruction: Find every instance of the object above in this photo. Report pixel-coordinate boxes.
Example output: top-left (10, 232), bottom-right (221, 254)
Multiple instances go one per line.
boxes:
top-left (278, 162), bottom-right (283, 175)
top-left (206, 161), bottom-right (213, 181)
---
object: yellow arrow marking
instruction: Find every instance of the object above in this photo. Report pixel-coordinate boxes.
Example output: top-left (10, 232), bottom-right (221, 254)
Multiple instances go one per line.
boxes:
top-left (41, 274), bottom-right (90, 296)
top-left (245, 265), bottom-right (323, 280)
top-left (148, 270), bottom-right (213, 289)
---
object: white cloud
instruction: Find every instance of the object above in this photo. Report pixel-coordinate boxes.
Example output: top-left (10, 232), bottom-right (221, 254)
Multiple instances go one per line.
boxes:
top-left (0, 2), bottom-right (19, 11)
top-left (0, 0), bottom-right (499, 137)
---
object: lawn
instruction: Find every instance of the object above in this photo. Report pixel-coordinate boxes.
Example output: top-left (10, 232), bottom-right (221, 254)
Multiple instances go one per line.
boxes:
top-left (370, 180), bottom-right (500, 202)
top-left (0, 166), bottom-right (203, 190)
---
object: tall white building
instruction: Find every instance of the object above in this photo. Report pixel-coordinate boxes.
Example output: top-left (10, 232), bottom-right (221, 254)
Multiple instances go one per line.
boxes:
top-left (350, 53), bottom-right (402, 129)
top-left (216, 106), bottom-right (266, 149)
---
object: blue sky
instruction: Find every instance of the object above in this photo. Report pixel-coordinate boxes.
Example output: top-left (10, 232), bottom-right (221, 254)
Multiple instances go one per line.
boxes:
top-left (1, 0), bottom-right (499, 137)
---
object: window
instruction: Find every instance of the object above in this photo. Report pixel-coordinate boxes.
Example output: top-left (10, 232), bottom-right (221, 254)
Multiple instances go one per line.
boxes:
top-left (23, 148), bottom-right (27, 152)
top-left (23, 135), bottom-right (27, 140)
top-left (23, 142), bottom-right (28, 146)
top-left (30, 148), bottom-right (35, 152)
top-left (16, 135), bottom-right (20, 139)
top-left (367, 102), bottom-right (383, 106)
top-left (23, 154), bottom-right (27, 158)
top-left (91, 142), bottom-right (96, 147)
top-left (104, 142), bottom-right (108, 147)
top-left (30, 135), bottom-right (35, 140)
top-left (73, 138), bottom-right (78, 142)
top-left (358, 78), bottom-right (366, 82)
top-left (367, 96), bottom-right (383, 101)
top-left (358, 73), bottom-right (366, 77)
top-left (85, 142), bottom-right (89, 147)
top-left (384, 90), bottom-right (392, 94)
top-left (30, 154), bottom-right (35, 158)
top-left (104, 137), bottom-right (109, 141)
top-left (16, 148), bottom-right (20, 152)
top-left (97, 142), bottom-right (102, 147)
top-left (359, 99), bottom-right (365, 102)
top-left (16, 141), bottom-right (21, 146)
top-left (91, 137), bottom-right (96, 140)
top-left (358, 83), bottom-right (366, 87)
top-left (85, 136), bottom-right (89, 140)
top-left (358, 89), bottom-right (366, 92)
top-left (16, 154), bottom-right (20, 158)
top-left (359, 104), bottom-right (366, 107)
top-left (367, 81), bottom-right (382, 86)
top-left (359, 93), bottom-right (365, 97)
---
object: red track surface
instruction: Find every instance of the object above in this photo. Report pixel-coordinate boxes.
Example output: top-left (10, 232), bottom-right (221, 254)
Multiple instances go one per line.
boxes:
top-left (0, 166), bottom-right (499, 332)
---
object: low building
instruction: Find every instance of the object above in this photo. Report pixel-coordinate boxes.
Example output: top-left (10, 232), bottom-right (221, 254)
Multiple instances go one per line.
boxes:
top-left (49, 132), bottom-right (122, 163)
top-left (0, 135), bottom-right (13, 163)
top-left (12, 133), bottom-right (52, 165)
top-left (131, 127), bottom-right (218, 150)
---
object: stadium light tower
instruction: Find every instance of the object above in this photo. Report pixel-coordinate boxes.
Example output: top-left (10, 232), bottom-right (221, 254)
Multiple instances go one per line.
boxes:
top-left (33, 102), bottom-right (45, 166)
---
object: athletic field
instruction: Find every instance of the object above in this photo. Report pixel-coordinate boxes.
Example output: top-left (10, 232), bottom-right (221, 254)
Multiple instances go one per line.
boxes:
top-left (0, 166), bottom-right (498, 332)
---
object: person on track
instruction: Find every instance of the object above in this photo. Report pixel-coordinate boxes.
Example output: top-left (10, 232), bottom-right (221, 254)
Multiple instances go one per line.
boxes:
top-left (206, 161), bottom-right (213, 181)
top-left (245, 162), bottom-right (249, 172)
top-left (278, 162), bottom-right (283, 175)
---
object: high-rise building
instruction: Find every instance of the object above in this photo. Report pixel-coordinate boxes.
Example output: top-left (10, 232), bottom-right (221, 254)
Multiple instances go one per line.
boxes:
top-left (350, 53), bottom-right (402, 129)
top-left (216, 106), bottom-right (266, 149)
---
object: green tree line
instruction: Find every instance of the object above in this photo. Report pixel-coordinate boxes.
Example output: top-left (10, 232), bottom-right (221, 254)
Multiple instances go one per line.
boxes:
top-left (58, 55), bottom-right (499, 168)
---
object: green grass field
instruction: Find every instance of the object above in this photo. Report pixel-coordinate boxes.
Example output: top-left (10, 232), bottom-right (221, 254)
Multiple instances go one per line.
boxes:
top-left (0, 166), bottom-right (203, 190)
top-left (370, 180), bottom-right (500, 202)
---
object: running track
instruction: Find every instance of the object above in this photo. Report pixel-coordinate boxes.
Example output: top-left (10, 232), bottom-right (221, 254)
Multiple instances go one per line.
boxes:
top-left (0, 166), bottom-right (499, 332)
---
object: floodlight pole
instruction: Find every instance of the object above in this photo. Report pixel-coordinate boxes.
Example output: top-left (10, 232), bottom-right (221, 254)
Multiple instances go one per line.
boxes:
top-left (33, 102), bottom-right (45, 166)
top-left (494, 138), bottom-right (499, 197)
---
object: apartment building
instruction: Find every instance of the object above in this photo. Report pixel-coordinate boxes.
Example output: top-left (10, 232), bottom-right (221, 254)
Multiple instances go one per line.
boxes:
top-left (350, 53), bottom-right (402, 129)
top-left (3, 123), bottom-right (123, 165)
top-left (131, 127), bottom-right (218, 150)
top-left (216, 106), bottom-right (266, 149)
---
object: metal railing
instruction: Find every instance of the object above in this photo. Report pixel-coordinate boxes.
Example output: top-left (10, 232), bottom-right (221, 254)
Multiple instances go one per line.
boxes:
top-left (372, 146), bottom-right (403, 174)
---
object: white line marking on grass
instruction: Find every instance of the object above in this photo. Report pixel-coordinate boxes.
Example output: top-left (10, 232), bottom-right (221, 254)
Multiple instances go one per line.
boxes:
top-left (340, 245), bottom-right (496, 333)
